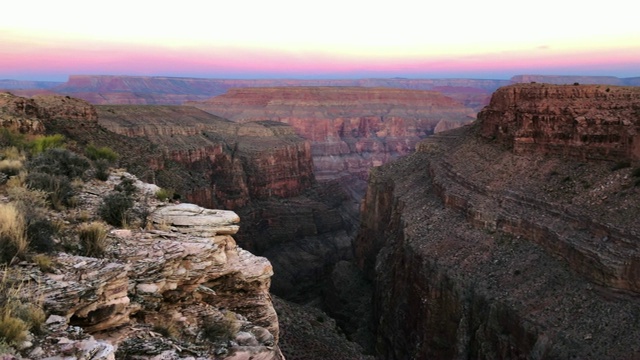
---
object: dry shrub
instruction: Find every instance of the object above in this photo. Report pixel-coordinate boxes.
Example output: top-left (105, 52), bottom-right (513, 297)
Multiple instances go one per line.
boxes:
top-left (0, 159), bottom-right (23, 176)
top-left (78, 221), bottom-right (109, 257)
top-left (0, 203), bottom-right (27, 264)
top-left (32, 254), bottom-right (55, 273)
top-left (0, 146), bottom-right (25, 162)
top-left (5, 171), bottom-right (26, 189)
top-left (7, 186), bottom-right (48, 210)
top-left (152, 320), bottom-right (180, 339)
top-left (0, 312), bottom-right (27, 346)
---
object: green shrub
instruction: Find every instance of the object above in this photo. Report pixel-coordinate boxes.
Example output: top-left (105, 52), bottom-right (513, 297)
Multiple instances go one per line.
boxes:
top-left (115, 176), bottom-right (138, 196)
top-left (99, 192), bottom-right (134, 227)
top-left (0, 128), bottom-right (28, 149)
top-left (0, 204), bottom-right (27, 264)
top-left (26, 172), bottom-right (76, 210)
top-left (85, 144), bottom-right (118, 162)
top-left (155, 188), bottom-right (174, 202)
top-left (29, 134), bottom-right (66, 155)
top-left (26, 217), bottom-right (58, 253)
top-left (94, 159), bottom-right (110, 181)
top-left (28, 148), bottom-right (90, 179)
top-left (78, 221), bottom-right (109, 257)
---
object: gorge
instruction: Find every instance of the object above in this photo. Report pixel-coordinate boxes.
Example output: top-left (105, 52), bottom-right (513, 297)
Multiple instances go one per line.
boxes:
top-left (3, 79), bottom-right (640, 359)
top-left (355, 83), bottom-right (640, 358)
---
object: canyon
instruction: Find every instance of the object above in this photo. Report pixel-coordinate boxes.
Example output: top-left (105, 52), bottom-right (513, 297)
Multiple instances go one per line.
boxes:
top-left (4, 79), bottom-right (640, 358)
top-left (188, 86), bottom-right (476, 183)
top-left (355, 83), bottom-right (640, 358)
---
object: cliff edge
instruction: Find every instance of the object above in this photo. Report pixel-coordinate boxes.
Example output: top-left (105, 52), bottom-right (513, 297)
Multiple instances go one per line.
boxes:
top-left (355, 84), bottom-right (640, 359)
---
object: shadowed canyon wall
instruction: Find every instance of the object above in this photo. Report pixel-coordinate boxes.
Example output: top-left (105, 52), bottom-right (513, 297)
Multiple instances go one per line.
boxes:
top-left (354, 84), bottom-right (640, 359)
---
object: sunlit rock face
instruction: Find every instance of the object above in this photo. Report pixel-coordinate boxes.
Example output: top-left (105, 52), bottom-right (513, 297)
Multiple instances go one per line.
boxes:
top-left (189, 86), bottom-right (477, 182)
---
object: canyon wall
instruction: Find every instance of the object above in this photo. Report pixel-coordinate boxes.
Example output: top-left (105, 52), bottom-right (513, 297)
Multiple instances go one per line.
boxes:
top-left (479, 84), bottom-right (640, 161)
top-left (355, 84), bottom-right (640, 359)
top-left (93, 105), bottom-right (357, 304)
top-left (190, 86), bottom-right (476, 183)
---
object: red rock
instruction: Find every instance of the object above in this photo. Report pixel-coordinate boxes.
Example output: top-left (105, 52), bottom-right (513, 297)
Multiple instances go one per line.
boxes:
top-left (478, 84), bottom-right (640, 161)
top-left (190, 86), bottom-right (476, 182)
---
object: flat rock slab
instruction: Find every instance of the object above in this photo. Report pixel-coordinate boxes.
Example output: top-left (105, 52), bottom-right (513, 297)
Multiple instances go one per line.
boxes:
top-left (151, 203), bottom-right (240, 236)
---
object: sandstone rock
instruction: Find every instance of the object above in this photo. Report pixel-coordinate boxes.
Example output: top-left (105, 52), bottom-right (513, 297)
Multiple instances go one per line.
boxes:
top-left (151, 203), bottom-right (240, 236)
top-left (478, 83), bottom-right (640, 161)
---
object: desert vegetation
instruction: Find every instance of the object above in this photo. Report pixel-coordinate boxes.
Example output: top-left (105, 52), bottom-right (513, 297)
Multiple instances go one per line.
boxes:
top-left (0, 128), bottom-right (138, 354)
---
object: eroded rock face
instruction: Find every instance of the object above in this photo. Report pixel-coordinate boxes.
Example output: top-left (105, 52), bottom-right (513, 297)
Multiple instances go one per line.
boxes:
top-left (0, 92), bottom-right (96, 135)
top-left (478, 84), bottom-right (640, 161)
top-left (96, 105), bottom-right (315, 209)
top-left (7, 175), bottom-right (283, 359)
top-left (190, 87), bottom-right (476, 182)
top-left (355, 92), bottom-right (640, 358)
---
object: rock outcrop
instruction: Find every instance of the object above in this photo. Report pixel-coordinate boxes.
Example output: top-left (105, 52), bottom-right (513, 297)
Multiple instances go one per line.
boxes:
top-left (354, 84), bottom-right (640, 359)
top-left (479, 84), bottom-right (640, 161)
top-left (2, 173), bottom-right (284, 359)
top-left (0, 92), bottom-right (97, 135)
top-left (190, 86), bottom-right (476, 183)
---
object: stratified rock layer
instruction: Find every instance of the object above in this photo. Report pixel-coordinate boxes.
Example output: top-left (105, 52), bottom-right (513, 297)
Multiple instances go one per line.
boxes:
top-left (479, 84), bottom-right (640, 161)
top-left (95, 105), bottom-right (314, 209)
top-left (0, 92), bottom-right (97, 135)
top-left (190, 87), bottom-right (476, 182)
top-left (355, 84), bottom-right (640, 359)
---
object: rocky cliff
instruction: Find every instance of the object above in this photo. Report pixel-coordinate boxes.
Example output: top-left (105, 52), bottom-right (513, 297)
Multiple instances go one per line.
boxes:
top-left (1, 171), bottom-right (284, 359)
top-left (190, 87), bottom-right (476, 183)
top-left (355, 84), bottom-right (640, 359)
top-left (511, 74), bottom-right (640, 86)
top-left (0, 92), bottom-right (97, 134)
top-left (95, 105), bottom-right (315, 209)
top-left (479, 84), bottom-right (640, 161)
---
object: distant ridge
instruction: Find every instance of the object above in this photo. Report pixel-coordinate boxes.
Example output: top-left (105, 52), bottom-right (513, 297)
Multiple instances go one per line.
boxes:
top-left (510, 74), bottom-right (640, 86)
top-left (0, 79), bottom-right (62, 90)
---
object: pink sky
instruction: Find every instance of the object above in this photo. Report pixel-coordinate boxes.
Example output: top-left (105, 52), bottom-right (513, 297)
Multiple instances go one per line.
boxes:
top-left (2, 0), bottom-right (638, 81)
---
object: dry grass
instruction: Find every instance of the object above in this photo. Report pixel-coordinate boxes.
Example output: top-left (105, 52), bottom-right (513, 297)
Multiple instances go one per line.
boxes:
top-left (0, 147), bottom-right (25, 162)
top-left (0, 267), bottom-right (44, 346)
top-left (78, 221), bottom-right (109, 257)
top-left (5, 171), bottom-right (26, 189)
top-left (32, 254), bottom-right (55, 273)
top-left (0, 203), bottom-right (27, 264)
top-left (7, 185), bottom-right (48, 210)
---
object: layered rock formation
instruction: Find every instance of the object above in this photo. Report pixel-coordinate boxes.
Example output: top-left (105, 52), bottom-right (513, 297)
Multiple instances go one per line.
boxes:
top-left (0, 92), bottom-right (97, 135)
top-left (95, 105), bottom-right (314, 209)
top-left (2, 172), bottom-right (283, 359)
top-left (511, 74), bottom-right (640, 86)
top-left (354, 84), bottom-right (640, 359)
top-left (190, 87), bottom-right (476, 183)
top-left (48, 75), bottom-right (510, 109)
top-left (479, 84), bottom-right (640, 161)
top-left (92, 104), bottom-right (357, 305)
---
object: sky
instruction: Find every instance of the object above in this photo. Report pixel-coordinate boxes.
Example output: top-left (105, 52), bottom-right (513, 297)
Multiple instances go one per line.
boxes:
top-left (1, 0), bottom-right (639, 81)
